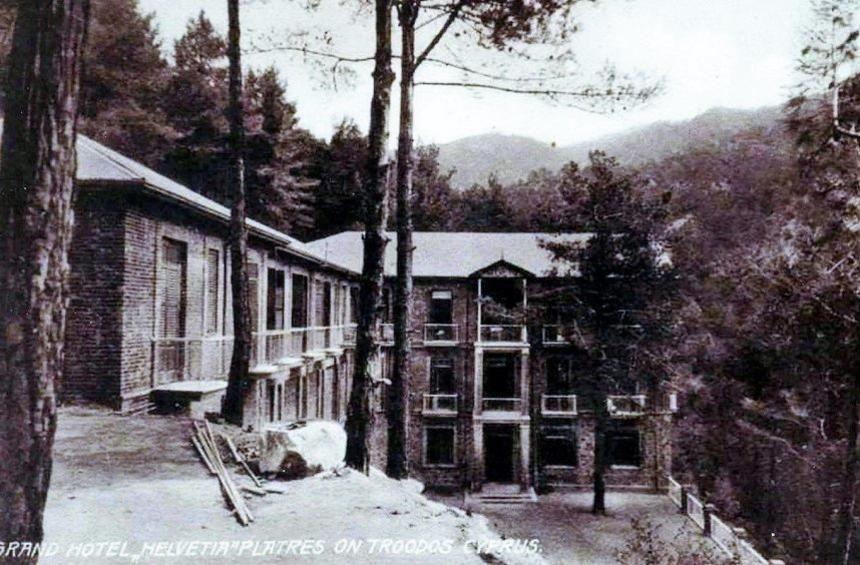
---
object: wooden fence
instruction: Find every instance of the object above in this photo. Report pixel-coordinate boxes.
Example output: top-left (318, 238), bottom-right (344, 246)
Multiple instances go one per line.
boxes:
top-left (666, 476), bottom-right (785, 565)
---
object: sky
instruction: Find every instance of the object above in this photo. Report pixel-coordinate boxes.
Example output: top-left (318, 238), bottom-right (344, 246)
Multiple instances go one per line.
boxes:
top-left (137, 0), bottom-right (813, 147)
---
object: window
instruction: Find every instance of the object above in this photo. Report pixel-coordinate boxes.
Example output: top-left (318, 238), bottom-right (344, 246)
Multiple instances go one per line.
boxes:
top-left (291, 274), bottom-right (309, 328)
top-left (267, 269), bottom-right (285, 330)
top-left (541, 425), bottom-right (577, 467)
top-left (349, 287), bottom-right (359, 323)
top-left (314, 281), bottom-right (332, 327)
top-left (546, 357), bottom-right (576, 395)
top-left (205, 249), bottom-right (220, 334)
top-left (430, 357), bottom-right (455, 394)
top-left (608, 421), bottom-right (642, 467)
top-left (160, 238), bottom-right (187, 338)
top-left (248, 263), bottom-right (259, 331)
top-left (424, 426), bottom-right (455, 466)
top-left (429, 290), bottom-right (453, 324)
top-left (382, 287), bottom-right (392, 323)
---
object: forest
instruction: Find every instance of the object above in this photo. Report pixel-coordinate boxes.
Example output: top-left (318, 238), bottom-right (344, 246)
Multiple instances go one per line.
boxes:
top-left (0, 0), bottom-right (857, 563)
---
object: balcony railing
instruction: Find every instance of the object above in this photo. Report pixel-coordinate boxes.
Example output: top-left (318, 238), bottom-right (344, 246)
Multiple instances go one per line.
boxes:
top-left (482, 397), bottom-right (522, 413)
top-left (607, 394), bottom-right (647, 416)
top-left (152, 336), bottom-right (233, 386)
top-left (541, 394), bottom-right (578, 415)
top-left (479, 324), bottom-right (526, 343)
top-left (542, 325), bottom-right (574, 345)
top-left (424, 324), bottom-right (459, 344)
top-left (422, 393), bottom-right (458, 414)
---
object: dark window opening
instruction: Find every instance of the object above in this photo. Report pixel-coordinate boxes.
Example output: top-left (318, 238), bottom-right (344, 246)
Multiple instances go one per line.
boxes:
top-left (349, 287), bottom-right (359, 323)
top-left (429, 290), bottom-right (453, 324)
top-left (205, 249), bottom-right (220, 335)
top-left (291, 274), bottom-right (309, 328)
top-left (430, 357), bottom-right (455, 394)
top-left (425, 427), bottom-right (455, 466)
top-left (267, 269), bottom-right (285, 330)
top-left (546, 357), bottom-right (576, 395)
top-left (382, 287), bottom-right (393, 323)
top-left (541, 425), bottom-right (577, 467)
top-left (608, 421), bottom-right (642, 467)
top-left (483, 353), bottom-right (516, 398)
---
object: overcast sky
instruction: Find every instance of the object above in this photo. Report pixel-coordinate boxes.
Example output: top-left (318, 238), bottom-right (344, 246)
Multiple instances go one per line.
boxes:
top-left (138, 0), bottom-right (812, 146)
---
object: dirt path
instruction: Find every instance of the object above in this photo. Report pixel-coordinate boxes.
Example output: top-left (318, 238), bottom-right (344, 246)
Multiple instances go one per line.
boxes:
top-left (43, 407), bottom-right (543, 565)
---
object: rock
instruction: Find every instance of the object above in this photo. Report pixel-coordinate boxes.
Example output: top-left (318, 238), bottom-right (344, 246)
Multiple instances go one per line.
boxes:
top-left (258, 421), bottom-right (346, 480)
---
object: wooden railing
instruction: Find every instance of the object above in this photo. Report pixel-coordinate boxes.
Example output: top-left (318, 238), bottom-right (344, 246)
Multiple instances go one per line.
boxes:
top-left (666, 476), bottom-right (783, 565)
top-left (607, 394), bottom-right (647, 416)
top-left (541, 394), bottom-right (578, 415)
top-left (482, 397), bottom-right (522, 412)
top-left (424, 324), bottom-right (459, 343)
top-left (422, 393), bottom-right (458, 414)
top-left (151, 336), bottom-right (233, 386)
top-left (479, 324), bottom-right (526, 343)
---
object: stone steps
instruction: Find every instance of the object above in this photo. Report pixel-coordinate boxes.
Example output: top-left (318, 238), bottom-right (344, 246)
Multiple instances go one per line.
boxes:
top-left (467, 487), bottom-right (537, 505)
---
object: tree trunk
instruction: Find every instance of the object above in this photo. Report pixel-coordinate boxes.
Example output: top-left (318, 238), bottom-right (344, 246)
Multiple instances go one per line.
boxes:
top-left (0, 0), bottom-right (89, 558)
top-left (830, 370), bottom-right (859, 565)
top-left (593, 392), bottom-right (608, 514)
top-left (345, 0), bottom-right (394, 473)
top-left (223, 0), bottom-right (252, 426)
top-left (387, 0), bottom-right (416, 480)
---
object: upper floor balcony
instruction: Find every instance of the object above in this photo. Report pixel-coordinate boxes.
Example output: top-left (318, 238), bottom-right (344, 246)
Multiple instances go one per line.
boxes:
top-left (479, 324), bottom-right (527, 344)
top-left (422, 393), bottom-right (458, 416)
top-left (607, 394), bottom-right (647, 417)
top-left (541, 394), bottom-right (578, 416)
top-left (542, 325), bottom-right (577, 346)
top-left (424, 323), bottom-right (459, 345)
top-left (481, 397), bottom-right (523, 414)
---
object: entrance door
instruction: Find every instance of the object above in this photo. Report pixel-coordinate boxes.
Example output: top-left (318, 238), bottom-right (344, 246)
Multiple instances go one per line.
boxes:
top-left (484, 425), bottom-right (515, 483)
top-left (158, 238), bottom-right (187, 384)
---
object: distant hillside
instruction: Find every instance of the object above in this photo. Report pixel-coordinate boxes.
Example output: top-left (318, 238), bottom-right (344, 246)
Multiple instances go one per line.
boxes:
top-left (437, 106), bottom-right (784, 188)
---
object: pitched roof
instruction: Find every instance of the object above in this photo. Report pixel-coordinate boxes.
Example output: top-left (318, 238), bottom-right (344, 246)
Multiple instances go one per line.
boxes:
top-left (306, 231), bottom-right (589, 278)
top-left (74, 135), bottom-right (334, 266)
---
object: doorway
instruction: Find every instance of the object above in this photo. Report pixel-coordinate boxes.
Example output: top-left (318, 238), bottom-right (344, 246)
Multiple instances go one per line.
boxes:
top-left (484, 424), bottom-right (517, 483)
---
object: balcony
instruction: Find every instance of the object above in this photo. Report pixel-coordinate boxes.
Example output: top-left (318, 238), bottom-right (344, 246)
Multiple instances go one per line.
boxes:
top-left (479, 324), bottom-right (526, 344)
top-left (424, 323), bottom-right (459, 345)
top-left (422, 393), bottom-right (458, 415)
top-left (481, 397), bottom-right (522, 413)
top-left (607, 394), bottom-right (647, 416)
top-left (541, 394), bottom-right (578, 416)
top-left (251, 324), bottom-right (357, 366)
top-left (380, 323), bottom-right (395, 343)
top-left (152, 336), bottom-right (233, 386)
top-left (542, 325), bottom-right (574, 345)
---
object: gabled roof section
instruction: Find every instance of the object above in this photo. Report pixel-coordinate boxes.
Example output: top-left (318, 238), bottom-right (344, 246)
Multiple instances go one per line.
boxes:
top-left (306, 231), bottom-right (589, 278)
top-left (469, 258), bottom-right (536, 279)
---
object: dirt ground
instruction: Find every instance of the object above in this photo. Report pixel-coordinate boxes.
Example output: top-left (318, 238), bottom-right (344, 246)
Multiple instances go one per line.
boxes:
top-left (458, 492), bottom-right (727, 565)
top-left (42, 407), bottom-right (543, 565)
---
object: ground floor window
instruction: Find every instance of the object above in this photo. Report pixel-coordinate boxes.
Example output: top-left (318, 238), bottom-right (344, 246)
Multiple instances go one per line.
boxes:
top-left (424, 426), bottom-right (456, 467)
top-left (540, 425), bottom-right (577, 467)
top-left (607, 420), bottom-right (642, 467)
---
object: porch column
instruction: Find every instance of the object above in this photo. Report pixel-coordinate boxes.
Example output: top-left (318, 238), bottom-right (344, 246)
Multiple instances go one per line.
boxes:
top-left (474, 349), bottom-right (484, 416)
top-left (519, 423), bottom-right (531, 490)
top-left (520, 349), bottom-right (530, 416)
top-left (472, 423), bottom-right (484, 491)
top-left (521, 278), bottom-right (528, 342)
top-left (477, 277), bottom-right (483, 340)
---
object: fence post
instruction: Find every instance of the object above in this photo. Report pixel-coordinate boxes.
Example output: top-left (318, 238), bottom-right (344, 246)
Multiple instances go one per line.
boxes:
top-left (680, 485), bottom-right (690, 515)
top-left (703, 503), bottom-right (717, 537)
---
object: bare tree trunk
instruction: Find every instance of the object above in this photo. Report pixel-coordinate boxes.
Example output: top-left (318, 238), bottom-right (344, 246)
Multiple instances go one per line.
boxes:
top-left (830, 370), bottom-right (859, 565)
top-left (593, 393), bottom-right (608, 514)
top-left (223, 0), bottom-right (252, 425)
top-left (387, 0), bottom-right (416, 480)
top-left (0, 0), bottom-right (89, 558)
top-left (345, 0), bottom-right (394, 473)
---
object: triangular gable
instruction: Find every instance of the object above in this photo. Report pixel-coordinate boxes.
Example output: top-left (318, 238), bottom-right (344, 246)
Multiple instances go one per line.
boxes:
top-left (469, 259), bottom-right (535, 279)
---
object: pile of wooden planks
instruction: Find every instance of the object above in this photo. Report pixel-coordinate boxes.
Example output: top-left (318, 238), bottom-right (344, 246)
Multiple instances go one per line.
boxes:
top-left (191, 421), bottom-right (254, 526)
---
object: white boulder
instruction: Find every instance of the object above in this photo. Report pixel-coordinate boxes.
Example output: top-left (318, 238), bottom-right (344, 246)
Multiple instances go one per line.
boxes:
top-left (258, 421), bottom-right (346, 479)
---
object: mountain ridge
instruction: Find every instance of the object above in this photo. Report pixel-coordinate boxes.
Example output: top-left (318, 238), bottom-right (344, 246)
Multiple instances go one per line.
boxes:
top-left (437, 106), bottom-right (785, 188)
